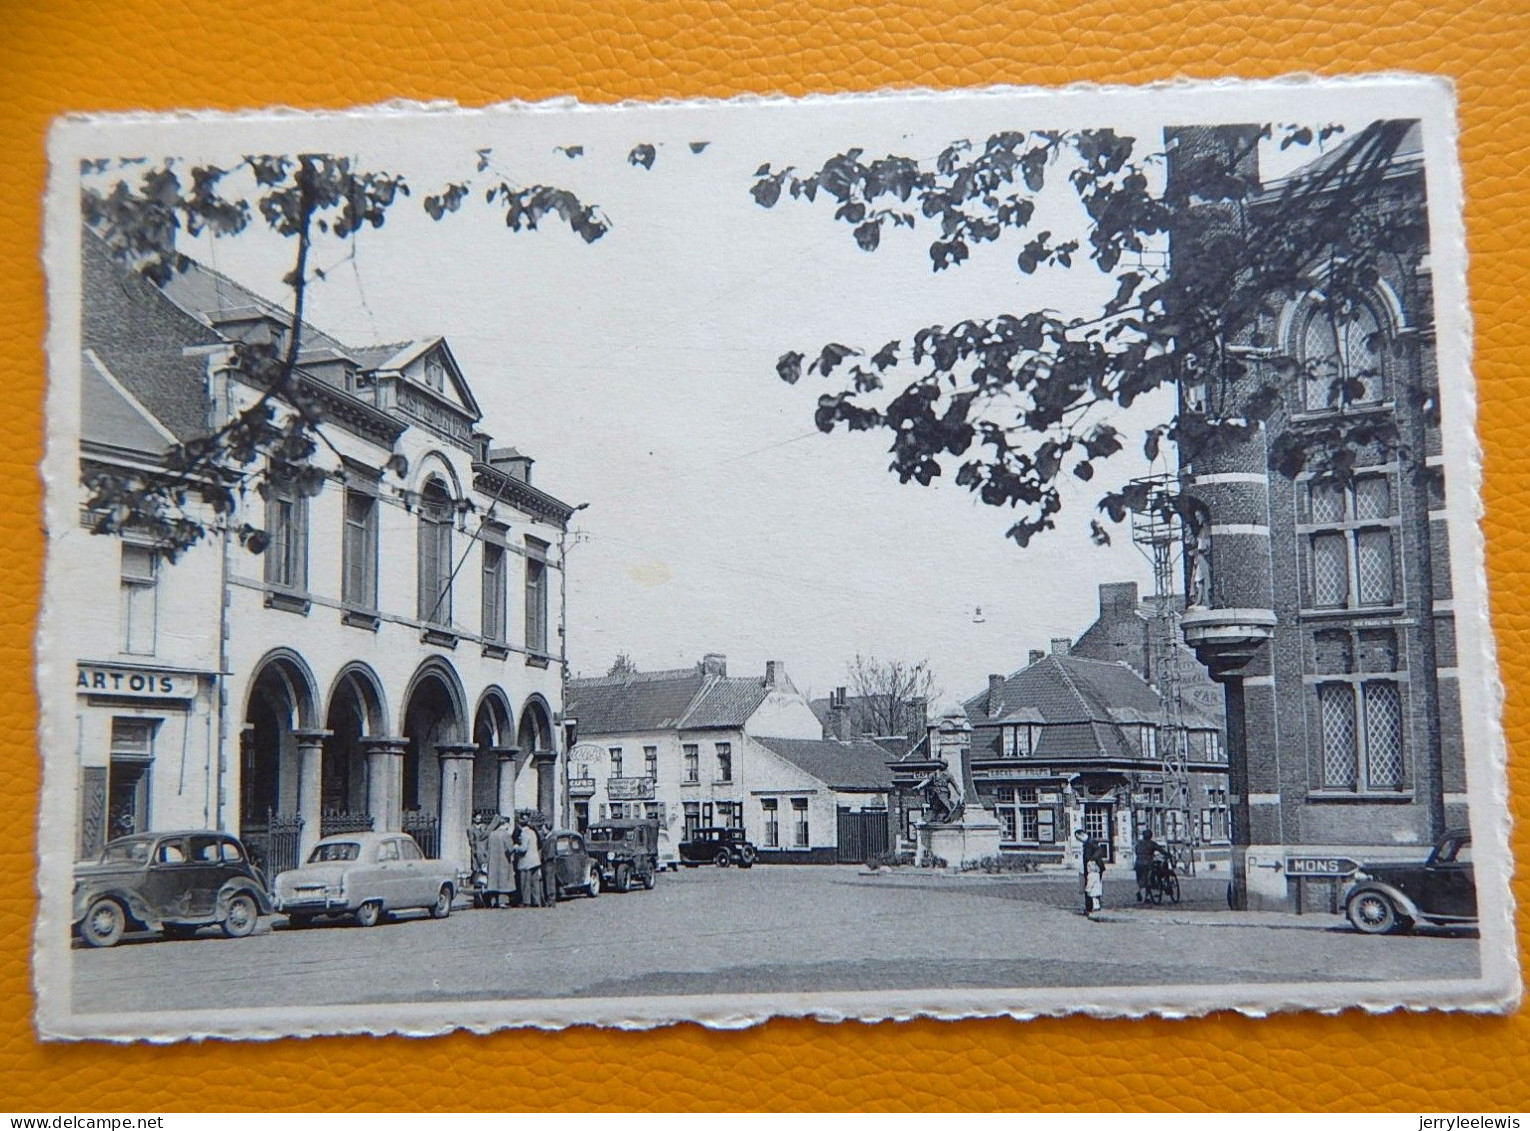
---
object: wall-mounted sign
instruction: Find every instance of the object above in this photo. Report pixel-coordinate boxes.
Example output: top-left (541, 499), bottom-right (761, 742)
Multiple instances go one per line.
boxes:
top-left (607, 776), bottom-right (656, 801)
top-left (76, 664), bottom-right (193, 699)
top-left (568, 743), bottom-right (604, 766)
top-left (1284, 855), bottom-right (1361, 878)
top-left (1038, 792), bottom-right (1061, 804)
top-left (567, 777), bottom-right (597, 798)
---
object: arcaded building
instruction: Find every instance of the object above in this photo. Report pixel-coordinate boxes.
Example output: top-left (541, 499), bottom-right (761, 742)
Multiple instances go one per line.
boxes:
top-left (68, 233), bottom-right (574, 876)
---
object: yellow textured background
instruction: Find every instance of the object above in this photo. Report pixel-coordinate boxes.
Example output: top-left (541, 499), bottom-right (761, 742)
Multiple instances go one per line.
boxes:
top-left (2, 0), bottom-right (1526, 1113)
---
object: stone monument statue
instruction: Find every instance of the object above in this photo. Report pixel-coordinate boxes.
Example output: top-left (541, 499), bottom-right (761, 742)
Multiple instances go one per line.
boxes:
top-left (915, 704), bottom-right (1002, 867)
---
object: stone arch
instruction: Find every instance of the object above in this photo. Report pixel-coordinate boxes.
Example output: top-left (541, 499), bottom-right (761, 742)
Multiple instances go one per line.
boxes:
top-left (243, 648), bottom-right (321, 732)
top-left (471, 686), bottom-right (515, 814)
top-left (321, 663), bottom-right (388, 817)
top-left (399, 657), bottom-right (469, 823)
top-left (517, 693), bottom-right (555, 753)
top-left (410, 449), bottom-right (464, 501)
top-left (238, 649), bottom-right (322, 871)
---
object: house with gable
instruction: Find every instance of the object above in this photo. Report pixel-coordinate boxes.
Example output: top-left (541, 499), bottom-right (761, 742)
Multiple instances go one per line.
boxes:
top-left (566, 655), bottom-right (897, 862)
top-left (892, 644), bottom-right (1229, 869)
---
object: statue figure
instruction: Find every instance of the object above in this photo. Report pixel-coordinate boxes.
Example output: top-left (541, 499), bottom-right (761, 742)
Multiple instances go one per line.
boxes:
top-left (915, 764), bottom-right (965, 825)
top-left (1185, 501), bottom-right (1213, 609)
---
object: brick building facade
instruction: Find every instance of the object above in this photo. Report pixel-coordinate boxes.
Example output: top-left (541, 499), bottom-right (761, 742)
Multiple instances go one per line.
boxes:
top-left (1169, 122), bottom-right (1465, 910)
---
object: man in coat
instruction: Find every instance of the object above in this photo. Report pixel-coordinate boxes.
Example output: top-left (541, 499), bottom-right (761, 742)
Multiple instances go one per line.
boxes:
top-left (513, 816), bottom-right (542, 908)
top-left (485, 816), bottom-right (517, 909)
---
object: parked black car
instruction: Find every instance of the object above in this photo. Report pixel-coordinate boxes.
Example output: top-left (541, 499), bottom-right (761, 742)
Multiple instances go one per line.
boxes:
top-left (546, 829), bottom-right (603, 900)
top-left (73, 830), bottom-right (273, 948)
top-left (1342, 829), bottom-right (1476, 934)
top-left (584, 819), bottom-right (659, 891)
top-left (679, 826), bottom-right (757, 868)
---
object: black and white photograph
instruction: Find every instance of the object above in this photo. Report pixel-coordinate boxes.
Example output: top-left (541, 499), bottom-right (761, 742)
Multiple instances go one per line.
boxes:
top-left (36, 76), bottom-right (1518, 1039)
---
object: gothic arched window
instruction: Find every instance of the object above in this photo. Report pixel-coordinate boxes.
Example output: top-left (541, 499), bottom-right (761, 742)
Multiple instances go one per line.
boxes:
top-left (1298, 298), bottom-right (1388, 411)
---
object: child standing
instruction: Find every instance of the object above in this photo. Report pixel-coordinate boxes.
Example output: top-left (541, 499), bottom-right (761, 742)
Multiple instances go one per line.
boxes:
top-left (1084, 858), bottom-right (1105, 919)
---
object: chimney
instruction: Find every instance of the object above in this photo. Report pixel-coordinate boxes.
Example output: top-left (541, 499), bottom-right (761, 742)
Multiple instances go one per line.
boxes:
top-left (1051, 637), bottom-right (1072, 657)
top-left (987, 674), bottom-right (1006, 718)
top-left (828, 686), bottom-right (851, 740)
top-left (1099, 581), bottom-right (1139, 616)
top-left (699, 653), bottom-right (727, 677)
top-left (1028, 649), bottom-right (1046, 667)
top-left (764, 660), bottom-right (783, 689)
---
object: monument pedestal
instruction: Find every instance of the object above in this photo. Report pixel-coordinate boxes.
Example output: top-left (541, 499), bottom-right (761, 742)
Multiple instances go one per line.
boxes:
top-left (918, 811), bottom-right (1002, 868)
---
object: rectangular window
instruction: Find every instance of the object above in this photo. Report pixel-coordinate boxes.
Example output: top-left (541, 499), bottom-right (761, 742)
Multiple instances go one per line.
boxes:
top-left (524, 540), bottom-right (549, 653)
top-left (266, 483), bottom-right (308, 591)
top-left (683, 801), bottom-right (701, 840)
top-left (762, 799), bottom-right (779, 847)
top-left (1021, 807), bottom-right (1041, 842)
top-left (1363, 680), bottom-right (1405, 788)
top-left (997, 806), bottom-right (1017, 842)
top-left (120, 543), bottom-right (158, 655)
top-left (644, 745), bottom-right (657, 781)
top-left (1001, 725), bottom-right (1033, 758)
top-left (683, 744), bottom-right (699, 783)
top-left (1305, 475), bottom-right (1397, 610)
top-left (608, 747), bottom-right (623, 777)
top-left (342, 490), bottom-right (378, 610)
top-left (1318, 682), bottom-right (1360, 788)
top-left (715, 742), bottom-right (732, 783)
top-left (481, 542), bottom-right (506, 641)
top-left (1311, 532), bottom-right (1350, 607)
top-left (717, 801), bottom-right (743, 829)
top-left (792, 798), bottom-right (809, 848)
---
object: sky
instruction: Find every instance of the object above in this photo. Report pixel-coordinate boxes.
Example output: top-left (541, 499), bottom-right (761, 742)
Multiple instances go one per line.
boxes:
top-left (125, 91), bottom-right (1372, 704)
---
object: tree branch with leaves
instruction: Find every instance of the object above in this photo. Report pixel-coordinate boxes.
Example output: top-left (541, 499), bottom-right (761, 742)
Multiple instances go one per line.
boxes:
top-left (753, 120), bottom-right (1425, 549)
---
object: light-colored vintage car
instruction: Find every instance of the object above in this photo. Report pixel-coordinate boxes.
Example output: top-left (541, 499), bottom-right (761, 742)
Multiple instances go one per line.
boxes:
top-left (271, 831), bottom-right (456, 928)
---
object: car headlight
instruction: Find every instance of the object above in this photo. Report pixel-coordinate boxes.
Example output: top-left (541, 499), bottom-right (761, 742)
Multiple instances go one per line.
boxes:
top-left (605, 851), bottom-right (614, 861)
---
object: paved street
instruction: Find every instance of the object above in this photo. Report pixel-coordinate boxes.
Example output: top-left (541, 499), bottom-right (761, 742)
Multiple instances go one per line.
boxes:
top-left (71, 865), bottom-right (1479, 1014)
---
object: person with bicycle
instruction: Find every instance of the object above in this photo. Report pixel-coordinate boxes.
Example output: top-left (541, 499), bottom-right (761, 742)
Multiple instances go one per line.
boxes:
top-left (1134, 829), bottom-right (1167, 904)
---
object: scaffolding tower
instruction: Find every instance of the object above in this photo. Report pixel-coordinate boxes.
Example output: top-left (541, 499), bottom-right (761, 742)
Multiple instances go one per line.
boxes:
top-left (1130, 474), bottom-right (1195, 875)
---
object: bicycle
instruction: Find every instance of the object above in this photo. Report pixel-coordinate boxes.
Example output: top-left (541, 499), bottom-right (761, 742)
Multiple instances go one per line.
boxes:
top-left (1145, 854), bottom-right (1181, 905)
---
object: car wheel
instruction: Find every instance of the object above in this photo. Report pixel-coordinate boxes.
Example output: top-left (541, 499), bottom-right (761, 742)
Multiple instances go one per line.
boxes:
top-left (641, 869), bottom-right (657, 890)
top-left (431, 885), bottom-right (453, 919)
top-left (355, 900), bottom-right (384, 928)
top-left (1348, 891), bottom-right (1402, 935)
top-left (615, 863), bottom-right (633, 892)
top-left (714, 851), bottom-right (731, 869)
top-left (221, 893), bottom-right (259, 938)
top-left (81, 898), bottom-right (126, 948)
top-left (585, 865), bottom-right (601, 897)
top-left (738, 848), bottom-right (757, 869)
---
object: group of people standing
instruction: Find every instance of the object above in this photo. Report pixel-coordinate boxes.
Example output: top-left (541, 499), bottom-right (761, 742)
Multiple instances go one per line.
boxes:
top-left (470, 811), bottom-right (558, 910)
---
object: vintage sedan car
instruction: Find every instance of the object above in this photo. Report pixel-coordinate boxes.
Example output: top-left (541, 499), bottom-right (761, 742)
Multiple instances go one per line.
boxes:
top-left (584, 819), bottom-right (659, 892)
top-left (72, 830), bottom-right (272, 948)
top-left (546, 829), bottom-right (602, 900)
top-left (271, 831), bottom-right (456, 927)
top-left (678, 826), bottom-right (757, 868)
top-left (1343, 829), bottom-right (1477, 935)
